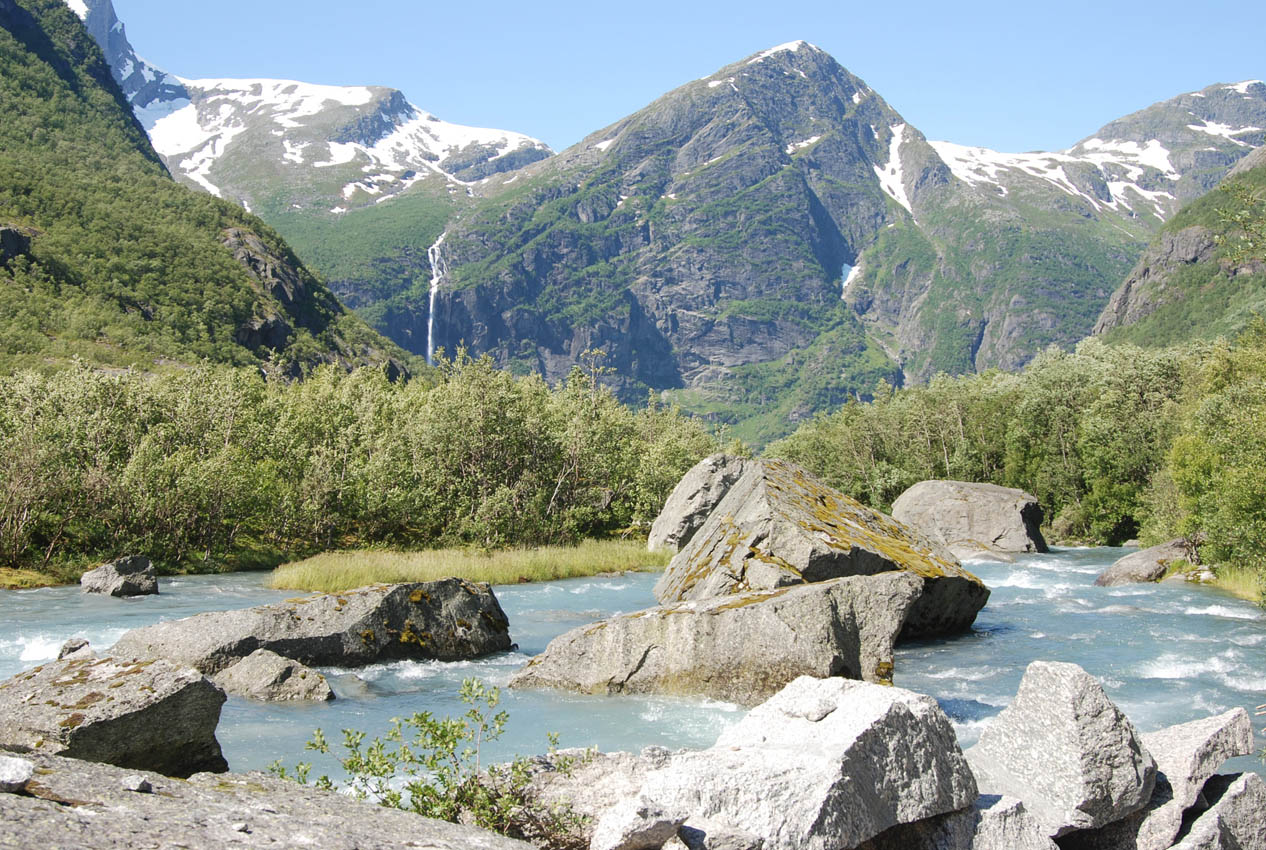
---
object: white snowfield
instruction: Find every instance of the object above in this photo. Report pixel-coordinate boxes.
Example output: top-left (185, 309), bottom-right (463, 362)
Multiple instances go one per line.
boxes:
top-left (874, 123), bottom-right (915, 218)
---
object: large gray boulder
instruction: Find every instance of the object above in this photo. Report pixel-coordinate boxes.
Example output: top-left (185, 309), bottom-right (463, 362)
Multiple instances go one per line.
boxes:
top-left (80, 555), bottom-right (158, 597)
top-left (0, 655), bottom-right (227, 777)
top-left (212, 649), bottom-right (334, 702)
top-left (890, 480), bottom-right (1047, 559)
top-left (639, 676), bottom-right (977, 850)
top-left (854, 796), bottom-right (1058, 850)
top-left (510, 572), bottom-right (921, 705)
top-left (1171, 772), bottom-right (1266, 850)
top-left (1094, 539), bottom-right (1196, 587)
top-left (110, 578), bottom-right (511, 674)
top-left (0, 750), bottom-right (536, 850)
top-left (965, 661), bottom-right (1156, 837)
top-left (649, 454), bottom-right (752, 553)
top-left (654, 460), bottom-right (989, 638)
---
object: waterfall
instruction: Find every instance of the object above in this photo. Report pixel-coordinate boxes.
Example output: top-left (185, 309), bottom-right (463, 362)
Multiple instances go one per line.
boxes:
top-left (426, 232), bottom-right (447, 366)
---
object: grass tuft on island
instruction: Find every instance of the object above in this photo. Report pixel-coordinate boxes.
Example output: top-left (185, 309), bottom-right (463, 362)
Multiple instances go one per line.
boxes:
top-left (270, 539), bottom-right (672, 593)
top-left (0, 567), bottom-right (61, 590)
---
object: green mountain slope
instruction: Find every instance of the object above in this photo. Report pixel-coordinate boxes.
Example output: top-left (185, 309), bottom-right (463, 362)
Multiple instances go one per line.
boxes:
top-left (0, 0), bottom-right (409, 374)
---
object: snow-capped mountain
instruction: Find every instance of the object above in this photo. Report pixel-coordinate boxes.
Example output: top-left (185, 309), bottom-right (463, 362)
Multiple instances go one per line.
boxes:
top-left (67, 0), bottom-right (552, 211)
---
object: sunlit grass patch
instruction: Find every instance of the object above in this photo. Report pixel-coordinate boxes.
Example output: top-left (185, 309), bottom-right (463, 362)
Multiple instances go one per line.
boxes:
top-left (0, 567), bottom-right (61, 589)
top-left (270, 539), bottom-right (671, 593)
top-left (1210, 564), bottom-right (1264, 605)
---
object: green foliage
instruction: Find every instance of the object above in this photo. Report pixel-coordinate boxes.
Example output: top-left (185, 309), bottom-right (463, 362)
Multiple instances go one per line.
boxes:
top-left (271, 678), bottom-right (586, 849)
top-left (0, 355), bottom-right (717, 573)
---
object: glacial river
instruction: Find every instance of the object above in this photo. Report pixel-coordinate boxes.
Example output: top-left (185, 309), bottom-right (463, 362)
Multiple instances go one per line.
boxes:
top-left (1, 548), bottom-right (1262, 779)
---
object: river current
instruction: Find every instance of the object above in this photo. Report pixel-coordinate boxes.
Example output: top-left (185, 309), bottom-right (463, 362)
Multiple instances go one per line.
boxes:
top-left (2, 548), bottom-right (1262, 779)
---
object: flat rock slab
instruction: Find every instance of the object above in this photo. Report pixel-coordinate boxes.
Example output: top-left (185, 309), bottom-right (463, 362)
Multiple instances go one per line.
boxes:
top-left (0, 749), bottom-right (535, 850)
top-left (510, 572), bottom-right (921, 705)
top-left (649, 454), bottom-right (753, 553)
top-left (80, 556), bottom-right (157, 597)
top-left (110, 578), bottom-right (512, 674)
top-left (0, 655), bottom-right (226, 778)
top-left (891, 480), bottom-right (1047, 558)
top-left (966, 661), bottom-right (1156, 837)
top-left (1094, 539), bottom-right (1196, 586)
top-left (640, 676), bottom-right (977, 850)
top-left (212, 649), bottom-right (334, 702)
top-left (654, 460), bottom-right (989, 638)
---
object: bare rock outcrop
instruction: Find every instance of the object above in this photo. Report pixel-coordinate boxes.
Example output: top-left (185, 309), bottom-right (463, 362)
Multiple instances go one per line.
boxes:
top-left (890, 480), bottom-right (1047, 559)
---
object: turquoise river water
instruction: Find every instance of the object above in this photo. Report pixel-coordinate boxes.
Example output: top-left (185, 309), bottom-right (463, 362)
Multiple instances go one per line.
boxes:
top-left (1, 547), bottom-right (1262, 779)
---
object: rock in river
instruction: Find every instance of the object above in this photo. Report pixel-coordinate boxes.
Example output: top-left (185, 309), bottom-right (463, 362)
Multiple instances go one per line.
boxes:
top-left (890, 480), bottom-right (1047, 560)
top-left (0, 655), bottom-right (227, 777)
top-left (1094, 539), bottom-right (1196, 586)
top-left (211, 649), bottom-right (333, 702)
top-left (654, 460), bottom-right (989, 638)
top-left (510, 572), bottom-right (922, 704)
top-left (110, 578), bottom-right (512, 675)
top-left (648, 454), bottom-right (753, 553)
top-left (80, 555), bottom-right (158, 597)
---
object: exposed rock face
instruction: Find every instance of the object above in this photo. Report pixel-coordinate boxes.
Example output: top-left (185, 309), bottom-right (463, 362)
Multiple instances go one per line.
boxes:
top-left (1170, 772), bottom-right (1266, 850)
top-left (855, 796), bottom-right (1058, 850)
top-left (211, 649), bottom-right (334, 702)
top-left (590, 796), bottom-right (688, 850)
top-left (639, 677), bottom-right (977, 850)
top-left (654, 460), bottom-right (989, 638)
top-left (525, 747), bottom-right (674, 842)
top-left (648, 454), bottom-right (752, 553)
top-left (110, 579), bottom-right (512, 675)
top-left (1094, 539), bottom-right (1196, 586)
top-left (1093, 227), bottom-right (1220, 335)
top-left (509, 572), bottom-right (921, 704)
top-left (0, 749), bottom-right (535, 849)
top-left (890, 480), bottom-right (1047, 559)
top-left (79, 555), bottom-right (158, 597)
top-left (0, 655), bottom-right (227, 778)
top-left (0, 226), bottom-right (31, 265)
top-left (666, 819), bottom-right (766, 850)
top-left (965, 661), bottom-right (1156, 837)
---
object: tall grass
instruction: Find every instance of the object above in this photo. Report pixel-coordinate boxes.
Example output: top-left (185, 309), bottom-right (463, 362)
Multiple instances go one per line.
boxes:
top-left (1211, 564), bottom-right (1265, 605)
top-left (270, 539), bottom-right (671, 593)
top-left (0, 567), bottom-right (59, 590)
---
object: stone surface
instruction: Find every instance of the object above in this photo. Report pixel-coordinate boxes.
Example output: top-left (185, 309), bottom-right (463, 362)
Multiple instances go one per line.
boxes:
top-left (0, 655), bottom-right (226, 778)
top-left (110, 578), bottom-right (512, 674)
top-left (890, 480), bottom-right (1047, 559)
top-left (590, 795), bottom-right (687, 850)
top-left (0, 755), bottom-right (33, 793)
top-left (649, 454), bottom-right (752, 553)
top-left (640, 676), bottom-right (977, 850)
top-left (965, 661), bottom-right (1156, 837)
top-left (57, 638), bottom-right (91, 660)
top-left (524, 748), bottom-right (676, 845)
top-left (79, 555), bottom-right (158, 597)
top-left (1094, 539), bottom-right (1196, 586)
top-left (510, 572), bottom-right (921, 705)
top-left (1170, 772), bottom-right (1266, 850)
top-left (211, 649), bottom-right (334, 702)
top-left (666, 819), bottom-right (765, 850)
top-left (653, 460), bottom-right (989, 638)
top-left (0, 749), bottom-right (535, 849)
top-left (855, 796), bottom-right (1058, 850)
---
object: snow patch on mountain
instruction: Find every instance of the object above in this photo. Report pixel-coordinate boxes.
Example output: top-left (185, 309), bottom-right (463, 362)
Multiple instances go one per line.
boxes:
top-left (1227, 80), bottom-right (1264, 94)
top-left (785, 135), bottom-right (821, 154)
top-left (1186, 119), bottom-right (1262, 144)
top-left (874, 124), bottom-right (914, 217)
top-left (748, 41), bottom-right (814, 64)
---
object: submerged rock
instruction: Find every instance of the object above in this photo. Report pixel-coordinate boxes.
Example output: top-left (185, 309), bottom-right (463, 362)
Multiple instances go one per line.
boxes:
top-left (649, 454), bottom-right (753, 553)
top-left (80, 556), bottom-right (158, 597)
top-left (965, 661), bottom-right (1156, 837)
top-left (0, 655), bottom-right (226, 778)
top-left (509, 572), bottom-right (921, 704)
top-left (654, 460), bottom-right (989, 637)
top-left (1094, 539), bottom-right (1196, 586)
top-left (890, 480), bottom-right (1047, 559)
top-left (0, 750), bottom-right (535, 849)
top-left (211, 649), bottom-right (334, 702)
top-left (110, 578), bottom-right (512, 674)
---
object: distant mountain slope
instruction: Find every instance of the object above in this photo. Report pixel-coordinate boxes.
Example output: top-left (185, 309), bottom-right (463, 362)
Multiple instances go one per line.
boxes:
top-left (1093, 143), bottom-right (1266, 344)
top-left (0, 0), bottom-right (408, 374)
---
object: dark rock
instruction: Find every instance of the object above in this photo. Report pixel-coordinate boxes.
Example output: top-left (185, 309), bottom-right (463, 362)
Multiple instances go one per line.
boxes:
top-left (211, 649), bottom-right (334, 702)
top-left (0, 749), bottom-right (535, 849)
top-left (0, 655), bottom-right (227, 778)
top-left (648, 454), bottom-right (753, 553)
top-left (109, 578), bottom-right (512, 675)
top-left (509, 572), bottom-right (921, 705)
top-left (57, 638), bottom-right (91, 660)
top-left (890, 480), bottom-right (1047, 558)
top-left (80, 555), bottom-right (157, 597)
top-left (0, 226), bottom-right (30, 265)
top-left (653, 459), bottom-right (989, 638)
top-left (1094, 539), bottom-right (1196, 587)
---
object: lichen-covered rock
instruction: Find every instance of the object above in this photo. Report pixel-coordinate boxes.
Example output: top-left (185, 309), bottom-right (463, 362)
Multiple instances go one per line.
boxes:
top-left (1170, 772), bottom-right (1266, 850)
top-left (653, 460), bottom-right (988, 638)
top-left (890, 480), bottom-right (1047, 559)
top-left (965, 661), bottom-right (1156, 837)
top-left (1094, 539), bottom-right (1195, 586)
top-left (649, 454), bottom-right (752, 553)
top-left (0, 655), bottom-right (226, 778)
top-left (211, 649), bottom-right (334, 702)
top-left (110, 578), bottom-right (511, 674)
top-left (80, 556), bottom-right (158, 597)
top-left (0, 750), bottom-right (535, 849)
top-left (510, 572), bottom-right (921, 705)
top-left (639, 676), bottom-right (977, 850)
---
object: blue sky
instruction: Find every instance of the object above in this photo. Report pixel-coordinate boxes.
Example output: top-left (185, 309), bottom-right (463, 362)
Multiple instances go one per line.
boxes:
top-left (112, 0), bottom-right (1264, 154)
